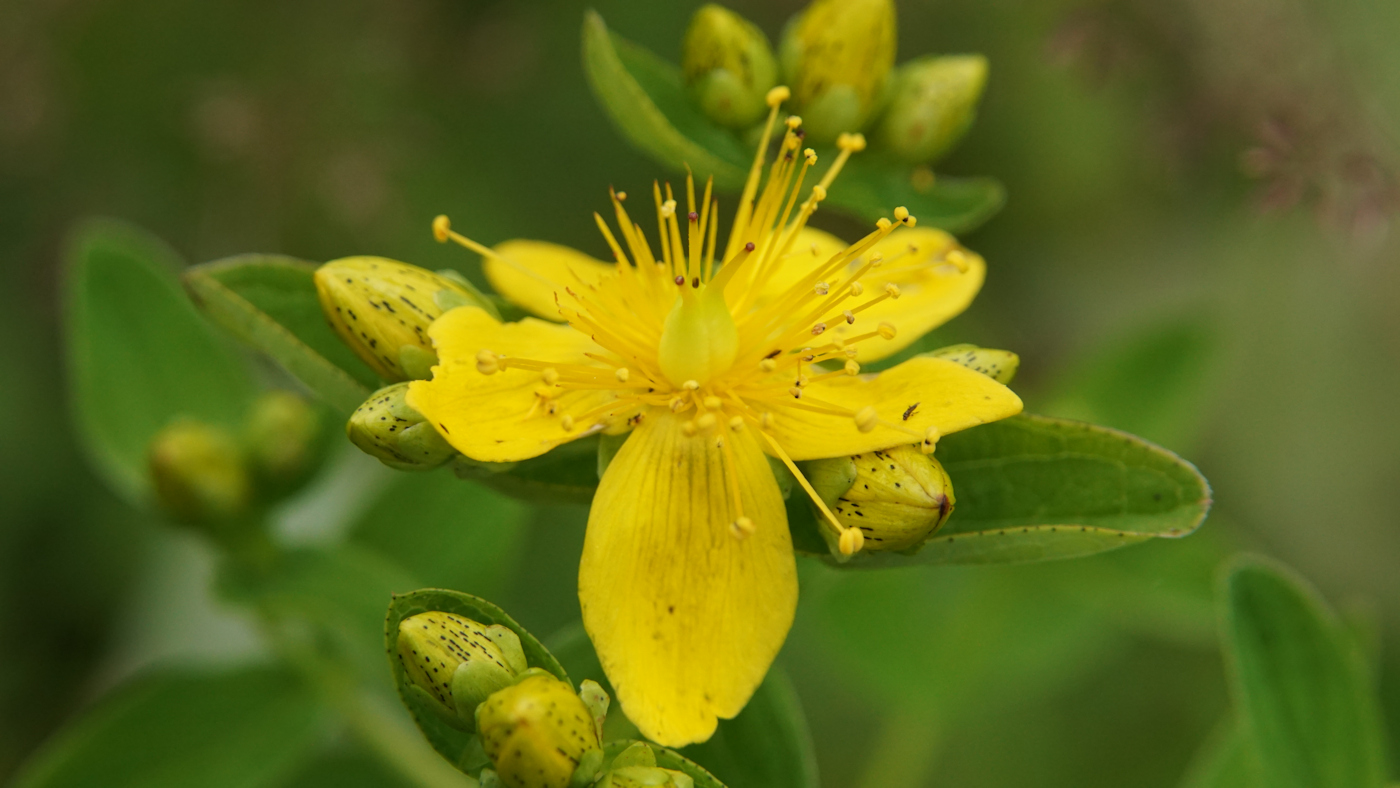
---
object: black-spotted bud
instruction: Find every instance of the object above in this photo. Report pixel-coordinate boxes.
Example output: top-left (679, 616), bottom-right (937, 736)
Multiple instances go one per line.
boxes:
top-left (682, 4), bottom-right (778, 129)
top-left (923, 343), bottom-right (1019, 384)
top-left (477, 673), bottom-right (603, 788)
top-left (779, 0), bottom-right (896, 143)
top-left (875, 54), bottom-right (988, 164)
top-left (346, 382), bottom-right (456, 470)
top-left (396, 612), bottom-right (528, 730)
top-left (148, 419), bottom-right (251, 525)
top-left (243, 390), bottom-right (321, 484)
top-left (314, 257), bottom-right (485, 381)
top-left (805, 445), bottom-right (954, 552)
top-left (597, 743), bottom-right (694, 788)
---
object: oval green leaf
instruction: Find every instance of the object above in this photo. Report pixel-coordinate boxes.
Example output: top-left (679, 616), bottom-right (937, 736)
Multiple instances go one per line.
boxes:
top-left (385, 589), bottom-right (569, 772)
top-left (183, 254), bottom-right (377, 416)
top-left (1223, 558), bottom-right (1387, 788)
top-left (64, 219), bottom-right (256, 504)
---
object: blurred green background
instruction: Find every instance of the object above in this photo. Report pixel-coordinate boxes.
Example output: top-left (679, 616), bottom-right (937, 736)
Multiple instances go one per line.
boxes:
top-left (2, 0), bottom-right (1398, 786)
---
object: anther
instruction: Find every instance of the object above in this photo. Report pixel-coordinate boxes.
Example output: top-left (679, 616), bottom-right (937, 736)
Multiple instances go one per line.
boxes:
top-left (759, 358), bottom-right (777, 372)
top-left (730, 517), bottom-right (756, 540)
top-left (946, 249), bottom-right (970, 272)
top-left (703, 396), bottom-right (722, 410)
top-left (541, 368), bottom-right (559, 385)
top-left (854, 406), bottom-right (879, 433)
top-left (843, 309), bottom-right (856, 324)
top-left (616, 191), bottom-right (627, 201)
top-left (615, 368), bottom-right (630, 383)
top-left (905, 215), bottom-right (918, 227)
top-left (811, 323), bottom-right (827, 336)
top-left (814, 281), bottom-right (830, 295)
top-left (922, 426), bottom-right (941, 453)
top-left (884, 283), bottom-right (902, 299)
top-left (878, 322), bottom-right (897, 340)
top-left (893, 206), bottom-right (910, 222)
top-left (766, 86), bottom-right (791, 106)
top-left (729, 416), bottom-right (745, 432)
top-left (868, 252), bottom-right (884, 267)
top-left (714, 436), bottom-right (725, 449)
top-left (844, 346), bottom-right (859, 359)
top-left (844, 360), bottom-right (860, 375)
top-left (876, 218), bottom-right (892, 230)
top-left (669, 397), bottom-right (686, 412)
top-left (804, 148), bottom-right (818, 165)
top-left (432, 215), bottom-right (451, 243)
top-left (849, 281), bottom-right (864, 296)
top-left (476, 349), bottom-right (499, 375)
top-left (661, 199), bottom-right (676, 218)
top-left (811, 185), bottom-right (827, 201)
top-left (560, 415), bottom-right (575, 432)
top-left (785, 115), bottom-right (802, 130)
top-left (838, 527), bottom-right (865, 556)
top-left (683, 380), bottom-right (700, 391)
top-left (789, 387), bottom-right (802, 399)
top-left (760, 412), bottom-right (774, 429)
top-left (682, 420), bottom-right (698, 437)
top-left (697, 413), bottom-right (718, 431)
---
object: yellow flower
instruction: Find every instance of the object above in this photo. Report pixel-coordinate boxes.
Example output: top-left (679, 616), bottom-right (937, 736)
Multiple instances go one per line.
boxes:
top-left (407, 87), bottom-right (1021, 747)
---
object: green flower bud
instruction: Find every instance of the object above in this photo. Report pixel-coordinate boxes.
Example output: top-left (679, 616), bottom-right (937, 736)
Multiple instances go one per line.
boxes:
top-left (923, 343), bottom-right (1019, 384)
top-left (347, 382), bottom-right (456, 471)
top-left (779, 0), bottom-right (896, 143)
top-left (314, 256), bottom-right (481, 382)
top-left (876, 54), bottom-right (988, 164)
top-left (477, 673), bottom-right (602, 788)
top-left (597, 744), bottom-right (692, 788)
top-left (148, 419), bottom-right (251, 525)
top-left (805, 445), bottom-right (954, 552)
top-left (243, 390), bottom-right (320, 482)
top-left (396, 611), bottom-right (528, 730)
top-left (681, 4), bottom-right (778, 129)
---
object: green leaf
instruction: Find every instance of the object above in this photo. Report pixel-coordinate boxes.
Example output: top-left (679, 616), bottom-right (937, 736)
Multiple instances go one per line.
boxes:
top-left (184, 254), bottom-right (377, 416)
top-left (64, 218), bottom-right (256, 504)
top-left (1222, 558), bottom-right (1387, 788)
top-left (348, 471), bottom-right (528, 596)
top-left (384, 589), bottom-right (569, 772)
top-left (792, 413), bottom-right (1212, 567)
top-left (274, 749), bottom-right (414, 788)
top-left (582, 10), bottom-right (748, 187)
top-left (12, 667), bottom-right (322, 788)
top-left (548, 624), bottom-right (817, 788)
top-left (1179, 721), bottom-right (1262, 788)
top-left (580, 11), bottom-right (1004, 233)
top-left (600, 741), bottom-right (727, 788)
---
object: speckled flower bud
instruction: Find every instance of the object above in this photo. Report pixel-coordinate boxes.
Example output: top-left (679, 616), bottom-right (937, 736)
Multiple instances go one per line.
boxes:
top-left (396, 612), bottom-right (527, 730)
top-left (876, 54), bottom-right (988, 164)
top-left (923, 343), bottom-right (1019, 384)
top-left (148, 419), bottom-right (251, 525)
top-left (682, 4), bottom-right (778, 129)
top-left (779, 0), bottom-right (896, 143)
top-left (243, 390), bottom-right (320, 483)
top-left (346, 382), bottom-right (456, 471)
top-left (805, 445), bottom-right (954, 552)
top-left (314, 256), bottom-right (484, 382)
top-left (477, 673), bottom-right (602, 788)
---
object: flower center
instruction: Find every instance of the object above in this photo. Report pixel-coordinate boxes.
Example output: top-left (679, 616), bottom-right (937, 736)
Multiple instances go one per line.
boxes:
top-left (658, 282), bottom-right (738, 387)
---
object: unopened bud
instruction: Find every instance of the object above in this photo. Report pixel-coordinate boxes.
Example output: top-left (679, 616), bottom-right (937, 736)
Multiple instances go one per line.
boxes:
top-left (477, 673), bottom-right (603, 788)
top-left (314, 257), bottom-right (485, 381)
top-left (243, 391), bottom-right (320, 485)
top-left (347, 382), bottom-right (456, 470)
top-left (876, 54), bottom-right (988, 164)
top-left (805, 445), bottom-right (954, 552)
top-left (682, 4), bottom-right (778, 129)
top-left (779, 0), bottom-right (896, 143)
top-left (396, 612), bottom-right (527, 730)
top-left (148, 420), bottom-right (250, 525)
top-left (923, 343), bottom-right (1019, 384)
top-left (597, 743), bottom-right (694, 788)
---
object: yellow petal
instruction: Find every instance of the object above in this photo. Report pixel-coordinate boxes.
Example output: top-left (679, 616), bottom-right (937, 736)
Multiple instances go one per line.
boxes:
top-left (406, 307), bottom-right (624, 462)
top-left (765, 356), bottom-right (1023, 460)
top-left (483, 240), bottom-right (614, 320)
top-left (758, 227), bottom-right (985, 362)
top-left (578, 408), bottom-right (797, 747)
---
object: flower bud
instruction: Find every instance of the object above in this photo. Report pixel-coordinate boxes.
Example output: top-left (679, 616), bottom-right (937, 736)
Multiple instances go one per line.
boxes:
top-left (682, 4), bottom-right (778, 129)
top-left (314, 256), bottom-right (483, 382)
top-left (243, 390), bottom-right (321, 483)
top-left (805, 445), bottom-right (954, 552)
top-left (477, 673), bottom-right (602, 788)
top-left (779, 0), bottom-right (896, 143)
top-left (923, 343), bottom-right (1019, 384)
top-left (148, 419), bottom-right (251, 525)
top-left (597, 743), bottom-right (693, 788)
top-left (875, 54), bottom-right (988, 164)
top-left (396, 612), bottom-right (528, 730)
top-left (346, 382), bottom-right (456, 470)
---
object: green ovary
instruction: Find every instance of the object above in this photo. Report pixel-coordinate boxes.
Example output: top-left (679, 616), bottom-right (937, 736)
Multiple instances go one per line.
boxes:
top-left (657, 286), bottom-right (738, 387)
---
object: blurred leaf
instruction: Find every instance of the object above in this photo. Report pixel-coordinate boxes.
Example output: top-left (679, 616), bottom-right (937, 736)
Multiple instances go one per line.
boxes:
top-left (384, 589), bottom-right (568, 772)
top-left (456, 435), bottom-right (602, 505)
top-left (219, 545), bottom-right (419, 683)
top-left (1044, 314), bottom-right (1220, 451)
top-left (582, 10), bottom-right (748, 187)
top-left (184, 255), bottom-right (376, 416)
top-left (1179, 721), bottom-right (1262, 788)
top-left (64, 218), bottom-right (256, 504)
top-left (12, 666), bottom-right (322, 788)
top-left (548, 624), bottom-right (819, 788)
top-left (274, 748), bottom-right (413, 788)
top-left (348, 471), bottom-right (527, 596)
top-left (791, 413), bottom-right (1212, 567)
top-left (1222, 558), bottom-right (1387, 788)
top-left (580, 11), bottom-right (1004, 233)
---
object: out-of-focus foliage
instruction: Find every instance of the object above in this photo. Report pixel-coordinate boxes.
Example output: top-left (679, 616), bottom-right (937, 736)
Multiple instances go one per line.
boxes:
top-left (4, 0), bottom-right (1399, 786)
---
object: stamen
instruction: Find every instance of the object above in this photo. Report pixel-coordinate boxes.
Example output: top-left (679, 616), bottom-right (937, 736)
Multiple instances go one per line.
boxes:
top-left (854, 406), bottom-right (878, 433)
top-left (476, 350), bottom-right (499, 375)
top-left (615, 368), bottom-right (630, 383)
